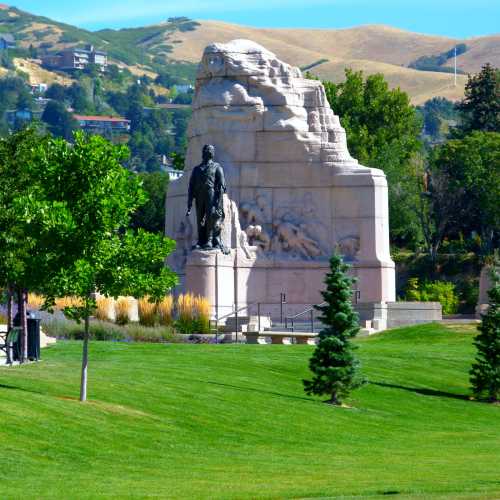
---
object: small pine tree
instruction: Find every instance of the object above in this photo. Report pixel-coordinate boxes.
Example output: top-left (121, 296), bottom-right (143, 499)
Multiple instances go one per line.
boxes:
top-left (303, 253), bottom-right (363, 405)
top-left (470, 267), bottom-right (500, 403)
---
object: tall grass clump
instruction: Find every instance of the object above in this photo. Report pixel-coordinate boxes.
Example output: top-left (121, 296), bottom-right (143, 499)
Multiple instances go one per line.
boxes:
top-left (28, 293), bottom-right (45, 309)
top-left (177, 293), bottom-right (195, 323)
top-left (55, 296), bottom-right (84, 310)
top-left (95, 296), bottom-right (115, 321)
top-left (176, 293), bottom-right (211, 334)
top-left (157, 295), bottom-right (174, 326)
top-left (115, 297), bottom-right (133, 325)
top-left (194, 295), bottom-right (211, 334)
top-left (138, 296), bottom-right (157, 327)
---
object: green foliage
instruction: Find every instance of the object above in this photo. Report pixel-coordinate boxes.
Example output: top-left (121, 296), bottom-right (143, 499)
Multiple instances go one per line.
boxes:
top-left (304, 253), bottom-right (363, 405)
top-left (323, 69), bottom-right (423, 247)
top-left (456, 63), bottom-right (500, 135)
top-left (41, 100), bottom-right (77, 140)
top-left (405, 278), bottom-right (459, 314)
top-left (408, 44), bottom-right (468, 73)
top-left (470, 267), bottom-right (500, 402)
top-left (130, 171), bottom-right (169, 233)
top-left (429, 131), bottom-right (500, 254)
top-left (417, 97), bottom-right (460, 141)
top-left (300, 59), bottom-right (329, 72)
top-left (41, 315), bottom-right (179, 342)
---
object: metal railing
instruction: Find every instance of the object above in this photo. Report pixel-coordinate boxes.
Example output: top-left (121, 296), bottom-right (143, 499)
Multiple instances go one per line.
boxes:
top-left (285, 302), bottom-right (327, 333)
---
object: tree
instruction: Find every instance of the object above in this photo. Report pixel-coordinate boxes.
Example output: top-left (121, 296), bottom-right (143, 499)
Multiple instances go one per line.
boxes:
top-left (427, 132), bottom-right (500, 255)
top-left (130, 172), bottom-right (169, 233)
top-left (0, 128), bottom-right (66, 361)
top-left (23, 132), bottom-right (178, 401)
top-left (470, 266), bottom-right (500, 402)
top-left (323, 70), bottom-right (423, 247)
top-left (45, 83), bottom-right (67, 102)
top-left (456, 63), bottom-right (500, 135)
top-left (303, 253), bottom-right (363, 405)
top-left (41, 100), bottom-right (77, 140)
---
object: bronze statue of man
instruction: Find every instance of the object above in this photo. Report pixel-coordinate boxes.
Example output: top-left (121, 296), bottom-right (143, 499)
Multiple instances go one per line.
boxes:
top-left (186, 144), bottom-right (227, 251)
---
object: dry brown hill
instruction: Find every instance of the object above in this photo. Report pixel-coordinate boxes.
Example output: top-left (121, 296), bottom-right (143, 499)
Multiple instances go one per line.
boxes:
top-left (166, 20), bottom-right (499, 104)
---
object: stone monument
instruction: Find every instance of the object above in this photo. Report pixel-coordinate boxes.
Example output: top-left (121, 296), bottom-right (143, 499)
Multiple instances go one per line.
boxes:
top-left (166, 39), bottom-right (396, 324)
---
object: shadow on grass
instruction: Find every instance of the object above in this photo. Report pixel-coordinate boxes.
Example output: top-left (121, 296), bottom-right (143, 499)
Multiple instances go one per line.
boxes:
top-left (0, 383), bottom-right (43, 395)
top-left (206, 381), bottom-right (316, 403)
top-left (371, 381), bottom-right (469, 401)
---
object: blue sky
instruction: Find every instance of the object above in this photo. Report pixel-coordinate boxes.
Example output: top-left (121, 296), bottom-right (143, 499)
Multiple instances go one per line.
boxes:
top-left (9, 0), bottom-right (500, 38)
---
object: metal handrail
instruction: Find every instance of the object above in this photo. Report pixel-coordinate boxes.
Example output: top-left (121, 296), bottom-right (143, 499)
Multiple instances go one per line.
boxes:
top-left (284, 302), bottom-right (326, 334)
top-left (286, 302), bottom-right (327, 321)
top-left (216, 301), bottom-right (259, 323)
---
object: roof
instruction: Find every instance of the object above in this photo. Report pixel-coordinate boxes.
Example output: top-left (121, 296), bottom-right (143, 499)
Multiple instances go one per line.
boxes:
top-left (0, 34), bottom-right (15, 43)
top-left (74, 115), bottom-right (130, 123)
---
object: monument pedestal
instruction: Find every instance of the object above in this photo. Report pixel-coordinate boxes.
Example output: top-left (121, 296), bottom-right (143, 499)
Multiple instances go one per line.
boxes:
top-left (185, 250), bottom-right (236, 320)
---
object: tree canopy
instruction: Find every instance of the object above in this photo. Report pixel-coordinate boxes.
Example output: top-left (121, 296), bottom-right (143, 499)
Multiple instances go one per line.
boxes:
top-left (323, 69), bottom-right (423, 247)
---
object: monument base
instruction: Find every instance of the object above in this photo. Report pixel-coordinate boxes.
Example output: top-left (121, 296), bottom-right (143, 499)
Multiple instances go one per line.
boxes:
top-left (185, 248), bottom-right (396, 325)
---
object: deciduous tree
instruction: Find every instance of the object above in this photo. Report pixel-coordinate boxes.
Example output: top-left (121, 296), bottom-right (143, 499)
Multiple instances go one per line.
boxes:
top-left (323, 70), bottom-right (423, 247)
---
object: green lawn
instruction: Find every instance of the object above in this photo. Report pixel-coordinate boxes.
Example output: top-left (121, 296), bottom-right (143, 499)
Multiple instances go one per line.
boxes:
top-left (1, 323), bottom-right (499, 499)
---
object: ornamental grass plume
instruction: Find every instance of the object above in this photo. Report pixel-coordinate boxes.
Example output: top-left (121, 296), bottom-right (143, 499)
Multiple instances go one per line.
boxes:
top-left (115, 296), bottom-right (134, 325)
top-left (138, 296), bottom-right (157, 327)
top-left (194, 295), bottom-right (211, 333)
top-left (95, 296), bottom-right (115, 322)
top-left (55, 296), bottom-right (84, 310)
top-left (28, 293), bottom-right (45, 309)
top-left (177, 293), bottom-right (195, 323)
top-left (157, 295), bottom-right (174, 326)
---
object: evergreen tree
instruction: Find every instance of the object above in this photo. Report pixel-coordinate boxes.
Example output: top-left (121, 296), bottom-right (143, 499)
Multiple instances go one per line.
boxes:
top-left (456, 63), bottom-right (500, 135)
top-left (303, 253), bottom-right (363, 405)
top-left (470, 266), bottom-right (500, 403)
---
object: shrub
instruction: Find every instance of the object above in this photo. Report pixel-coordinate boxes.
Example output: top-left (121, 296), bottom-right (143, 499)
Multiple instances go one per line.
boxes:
top-left (115, 297), bottom-right (133, 325)
top-left (138, 296), bottom-right (157, 327)
top-left (157, 295), bottom-right (173, 326)
top-left (41, 315), bottom-right (180, 343)
top-left (405, 278), bottom-right (459, 315)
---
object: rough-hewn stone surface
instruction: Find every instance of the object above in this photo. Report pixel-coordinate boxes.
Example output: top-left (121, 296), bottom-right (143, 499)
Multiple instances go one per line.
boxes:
top-left (166, 39), bottom-right (395, 314)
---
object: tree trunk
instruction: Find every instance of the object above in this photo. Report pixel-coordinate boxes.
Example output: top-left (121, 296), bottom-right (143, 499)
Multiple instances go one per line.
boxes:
top-left (7, 287), bottom-right (13, 332)
top-left (17, 288), bottom-right (28, 363)
top-left (79, 313), bottom-right (90, 402)
top-left (328, 393), bottom-right (341, 405)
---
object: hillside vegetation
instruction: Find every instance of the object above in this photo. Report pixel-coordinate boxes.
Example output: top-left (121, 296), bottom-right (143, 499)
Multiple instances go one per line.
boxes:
top-left (1, 323), bottom-right (500, 498)
top-left (1, 6), bottom-right (498, 103)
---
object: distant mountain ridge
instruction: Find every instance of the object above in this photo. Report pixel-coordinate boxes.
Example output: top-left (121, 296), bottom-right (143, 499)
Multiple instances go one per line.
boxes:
top-left (0, 5), bottom-right (499, 103)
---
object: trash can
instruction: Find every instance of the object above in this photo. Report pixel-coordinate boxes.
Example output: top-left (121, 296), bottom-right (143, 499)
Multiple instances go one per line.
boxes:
top-left (13, 310), bottom-right (41, 361)
top-left (27, 311), bottom-right (41, 361)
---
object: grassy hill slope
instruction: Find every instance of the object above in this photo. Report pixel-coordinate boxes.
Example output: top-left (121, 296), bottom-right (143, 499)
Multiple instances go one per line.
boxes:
top-left (167, 20), bottom-right (500, 104)
top-left (0, 6), bottom-right (498, 102)
top-left (1, 323), bottom-right (499, 498)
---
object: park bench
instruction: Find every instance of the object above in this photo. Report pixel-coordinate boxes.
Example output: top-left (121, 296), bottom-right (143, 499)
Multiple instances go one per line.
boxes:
top-left (0, 327), bottom-right (21, 364)
top-left (245, 331), bottom-right (318, 345)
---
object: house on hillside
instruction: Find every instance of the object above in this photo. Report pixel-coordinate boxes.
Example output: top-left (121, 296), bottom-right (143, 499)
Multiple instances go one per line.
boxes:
top-left (6, 109), bottom-right (43, 127)
top-left (0, 34), bottom-right (16, 50)
top-left (74, 115), bottom-right (131, 134)
top-left (42, 45), bottom-right (107, 72)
